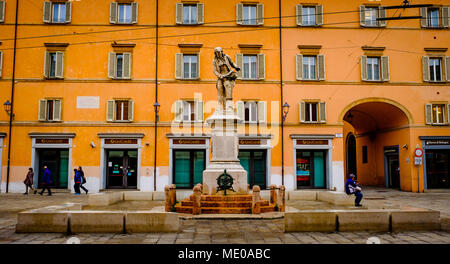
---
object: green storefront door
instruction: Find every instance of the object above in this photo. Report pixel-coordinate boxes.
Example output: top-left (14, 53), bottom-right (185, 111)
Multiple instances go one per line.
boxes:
top-left (173, 150), bottom-right (206, 189)
top-left (296, 150), bottom-right (326, 189)
top-left (238, 150), bottom-right (267, 189)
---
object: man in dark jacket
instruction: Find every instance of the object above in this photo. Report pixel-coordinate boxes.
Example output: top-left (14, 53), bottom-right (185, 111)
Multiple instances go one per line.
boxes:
top-left (345, 174), bottom-right (363, 206)
top-left (37, 166), bottom-right (52, 196)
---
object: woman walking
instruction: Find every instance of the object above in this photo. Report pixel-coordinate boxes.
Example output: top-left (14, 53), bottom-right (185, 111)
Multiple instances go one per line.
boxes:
top-left (23, 168), bottom-right (35, 195)
top-left (78, 167), bottom-right (88, 194)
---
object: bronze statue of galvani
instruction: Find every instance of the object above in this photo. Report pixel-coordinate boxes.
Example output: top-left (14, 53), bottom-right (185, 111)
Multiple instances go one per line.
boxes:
top-left (212, 47), bottom-right (241, 112)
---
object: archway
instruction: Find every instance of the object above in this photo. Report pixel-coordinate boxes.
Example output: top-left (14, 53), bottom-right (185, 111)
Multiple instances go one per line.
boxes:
top-left (341, 100), bottom-right (410, 188)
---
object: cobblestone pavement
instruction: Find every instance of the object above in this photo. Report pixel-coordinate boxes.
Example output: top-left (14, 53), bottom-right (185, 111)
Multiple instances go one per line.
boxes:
top-left (0, 188), bottom-right (449, 244)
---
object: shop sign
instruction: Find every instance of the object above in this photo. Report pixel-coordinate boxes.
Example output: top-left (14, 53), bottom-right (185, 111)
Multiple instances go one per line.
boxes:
top-left (384, 146), bottom-right (398, 154)
top-left (36, 138), bottom-right (69, 144)
top-left (239, 139), bottom-right (261, 145)
top-left (173, 139), bottom-right (206, 145)
top-left (425, 140), bottom-right (450, 146)
top-left (105, 139), bottom-right (138, 144)
top-left (296, 139), bottom-right (328, 145)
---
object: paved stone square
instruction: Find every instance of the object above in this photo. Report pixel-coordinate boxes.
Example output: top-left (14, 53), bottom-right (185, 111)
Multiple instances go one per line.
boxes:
top-left (0, 188), bottom-right (449, 244)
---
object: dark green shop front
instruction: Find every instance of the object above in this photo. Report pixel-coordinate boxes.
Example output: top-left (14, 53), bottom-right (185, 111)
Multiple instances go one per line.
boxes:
top-left (173, 150), bottom-right (206, 188)
top-left (238, 150), bottom-right (267, 189)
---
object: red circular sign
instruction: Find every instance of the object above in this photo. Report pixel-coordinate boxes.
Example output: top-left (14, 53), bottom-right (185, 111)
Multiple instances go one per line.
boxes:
top-left (414, 148), bottom-right (423, 157)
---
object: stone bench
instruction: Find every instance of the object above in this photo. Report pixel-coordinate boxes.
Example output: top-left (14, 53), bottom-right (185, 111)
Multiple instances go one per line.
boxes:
top-left (391, 210), bottom-right (440, 231)
top-left (123, 191), bottom-right (153, 201)
top-left (16, 210), bottom-right (69, 233)
top-left (70, 211), bottom-right (125, 233)
top-left (285, 211), bottom-right (337, 232)
top-left (126, 212), bottom-right (179, 233)
top-left (336, 210), bottom-right (390, 232)
top-left (88, 192), bottom-right (124, 206)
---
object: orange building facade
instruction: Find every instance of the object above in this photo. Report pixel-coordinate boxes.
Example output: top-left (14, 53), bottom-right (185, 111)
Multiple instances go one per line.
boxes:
top-left (0, 0), bottom-right (449, 193)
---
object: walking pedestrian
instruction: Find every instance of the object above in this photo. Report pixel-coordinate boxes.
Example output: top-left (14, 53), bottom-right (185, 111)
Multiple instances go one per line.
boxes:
top-left (73, 168), bottom-right (81, 195)
top-left (23, 168), bottom-right (35, 195)
top-left (78, 166), bottom-right (88, 194)
top-left (36, 166), bottom-right (52, 196)
top-left (345, 173), bottom-right (363, 206)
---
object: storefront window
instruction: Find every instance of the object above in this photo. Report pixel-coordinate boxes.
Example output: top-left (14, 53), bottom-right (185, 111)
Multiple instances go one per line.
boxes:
top-left (426, 150), bottom-right (449, 188)
top-left (239, 150), bottom-right (266, 189)
top-left (296, 150), bottom-right (326, 188)
top-left (173, 149), bottom-right (205, 188)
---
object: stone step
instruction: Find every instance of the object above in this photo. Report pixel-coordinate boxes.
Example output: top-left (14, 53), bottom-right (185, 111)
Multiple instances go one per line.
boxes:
top-left (200, 195), bottom-right (252, 202)
top-left (174, 204), bottom-right (276, 214)
top-left (181, 200), bottom-right (270, 208)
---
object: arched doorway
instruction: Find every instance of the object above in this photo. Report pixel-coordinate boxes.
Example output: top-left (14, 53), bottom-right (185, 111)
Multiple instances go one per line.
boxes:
top-left (341, 99), bottom-right (411, 189)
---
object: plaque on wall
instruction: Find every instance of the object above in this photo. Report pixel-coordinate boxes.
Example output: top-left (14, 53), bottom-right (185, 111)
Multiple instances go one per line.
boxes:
top-left (105, 139), bottom-right (138, 144)
top-left (36, 138), bottom-right (69, 144)
top-left (173, 139), bottom-right (206, 145)
top-left (425, 140), bottom-right (450, 146)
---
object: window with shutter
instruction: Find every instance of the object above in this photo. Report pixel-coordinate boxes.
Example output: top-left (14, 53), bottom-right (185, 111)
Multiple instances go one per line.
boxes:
top-left (257, 54), bottom-right (265, 80)
top-left (183, 54), bottom-right (199, 79)
top-left (242, 5), bottom-right (257, 25)
top-left (296, 54), bottom-right (303, 80)
top-left (299, 101), bottom-right (306, 123)
top-left (256, 4), bottom-right (264, 25)
top-left (44, 2), bottom-right (71, 24)
top-left (43, 1), bottom-right (52, 23)
top-left (122, 53), bottom-right (131, 79)
top-left (448, 104), bottom-right (450, 124)
top-left (236, 101), bottom-right (245, 121)
top-left (175, 53), bottom-right (183, 79)
top-left (431, 104), bottom-right (446, 125)
top-left (197, 3), bottom-right (204, 24)
top-left (244, 101), bottom-right (257, 123)
top-left (425, 104), bottom-right (432, 125)
top-left (236, 54), bottom-right (243, 79)
top-left (317, 54), bottom-right (325, 81)
top-left (420, 7), bottom-right (427, 28)
top-left (128, 100), bottom-right (134, 122)
top-left (381, 56), bottom-right (389, 82)
top-left (131, 2), bottom-right (138, 24)
top-left (378, 6), bottom-right (386, 27)
top-left (117, 3), bottom-right (133, 24)
top-left (319, 102), bottom-right (326, 123)
top-left (0, 51), bottom-right (3, 78)
top-left (296, 5), bottom-right (302, 26)
top-left (176, 3), bottom-right (183, 24)
top-left (55, 51), bottom-right (64, 79)
top-left (243, 55), bottom-right (257, 79)
top-left (302, 6), bottom-right (316, 26)
top-left (442, 7), bottom-right (449, 28)
top-left (422, 56), bottom-right (430, 82)
top-left (429, 57), bottom-right (443, 82)
top-left (110, 2), bottom-right (118, 24)
top-left (316, 5), bottom-right (323, 26)
top-left (302, 56), bottom-right (316, 80)
top-left (195, 101), bottom-right (204, 121)
top-left (359, 6), bottom-right (366, 27)
top-left (65, 1), bottom-right (72, 23)
top-left (106, 100), bottom-right (115, 122)
top-left (38, 99), bottom-right (47, 121)
top-left (257, 101), bottom-right (266, 123)
top-left (53, 100), bottom-right (62, 121)
top-left (108, 52), bottom-right (116, 79)
top-left (360, 56), bottom-right (368, 81)
top-left (445, 57), bottom-right (450, 82)
top-left (114, 100), bottom-right (130, 121)
top-left (236, 4), bottom-right (243, 25)
top-left (0, 1), bottom-right (5, 23)
top-left (174, 100), bottom-right (183, 122)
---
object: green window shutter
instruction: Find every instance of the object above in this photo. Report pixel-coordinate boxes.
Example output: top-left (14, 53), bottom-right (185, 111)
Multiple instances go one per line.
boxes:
top-left (44, 51), bottom-right (50, 78)
top-left (360, 56), bottom-right (368, 81)
top-left (422, 56), bottom-right (430, 82)
top-left (65, 1), bottom-right (72, 23)
top-left (0, 1), bottom-right (6, 23)
top-left (110, 2), bottom-right (118, 24)
top-left (174, 100), bottom-right (183, 121)
top-left (53, 100), bottom-right (61, 121)
top-left (0, 51), bottom-right (3, 77)
top-left (359, 5), bottom-right (366, 27)
top-left (317, 54), bottom-right (325, 81)
top-left (38, 99), bottom-right (47, 121)
top-left (442, 7), bottom-right (449, 28)
top-left (316, 5), bottom-right (323, 26)
top-left (131, 2), bottom-right (138, 24)
top-left (197, 3), bottom-right (204, 24)
top-left (257, 53), bottom-right (265, 80)
top-left (175, 53), bottom-right (183, 79)
top-left (195, 101), bottom-right (204, 121)
top-left (299, 102), bottom-right (306, 123)
top-left (236, 3), bottom-right (243, 25)
top-left (128, 100), bottom-right (134, 121)
top-left (257, 4), bottom-right (264, 25)
top-left (378, 6), bottom-right (386, 27)
top-left (420, 7), bottom-right (427, 28)
top-left (55, 51), bottom-right (64, 79)
top-left (296, 54), bottom-right (303, 80)
top-left (106, 100), bottom-right (115, 122)
top-left (236, 54), bottom-right (243, 79)
top-left (296, 5), bottom-right (302, 26)
top-left (236, 101), bottom-right (245, 121)
top-left (257, 101), bottom-right (266, 123)
top-left (445, 57), bottom-right (450, 82)
top-left (108, 52), bottom-right (116, 79)
top-left (176, 3), bottom-right (183, 24)
top-left (425, 104), bottom-right (432, 125)
top-left (43, 1), bottom-right (51, 23)
top-left (319, 102), bottom-right (326, 123)
top-left (381, 56), bottom-right (390, 82)
top-left (123, 52), bottom-right (131, 79)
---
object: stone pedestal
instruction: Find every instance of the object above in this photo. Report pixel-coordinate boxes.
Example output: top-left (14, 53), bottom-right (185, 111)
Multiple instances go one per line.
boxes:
top-left (202, 108), bottom-right (248, 195)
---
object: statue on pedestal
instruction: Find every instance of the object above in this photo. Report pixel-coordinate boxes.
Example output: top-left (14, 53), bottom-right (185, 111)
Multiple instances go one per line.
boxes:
top-left (212, 47), bottom-right (241, 112)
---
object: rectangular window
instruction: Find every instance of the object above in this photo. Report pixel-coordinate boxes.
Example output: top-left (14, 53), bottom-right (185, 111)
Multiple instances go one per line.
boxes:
top-left (182, 101), bottom-right (195, 121)
top-left (428, 8), bottom-right (440, 28)
top-left (116, 54), bottom-right (124, 78)
top-left (118, 3), bottom-right (132, 24)
top-left (305, 102), bottom-right (318, 122)
top-left (364, 7), bottom-right (378, 26)
top-left (52, 2), bottom-right (66, 23)
top-left (303, 56), bottom-right (317, 80)
top-left (115, 100), bottom-right (129, 121)
top-left (183, 4), bottom-right (197, 24)
top-left (429, 58), bottom-right (442, 82)
top-left (302, 6), bottom-right (316, 26)
top-left (49, 52), bottom-right (57, 78)
top-left (367, 57), bottom-right (380, 81)
top-left (432, 104), bottom-right (446, 124)
top-left (183, 55), bottom-right (198, 79)
top-left (244, 101), bottom-right (257, 123)
top-left (47, 100), bottom-right (55, 121)
top-left (173, 149), bottom-right (205, 189)
top-left (362, 146), bottom-right (368, 164)
top-left (243, 5), bottom-right (257, 25)
top-left (243, 55), bottom-right (257, 79)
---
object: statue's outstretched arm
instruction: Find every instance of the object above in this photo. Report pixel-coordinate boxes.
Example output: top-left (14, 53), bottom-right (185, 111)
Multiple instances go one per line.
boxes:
top-left (227, 55), bottom-right (240, 71)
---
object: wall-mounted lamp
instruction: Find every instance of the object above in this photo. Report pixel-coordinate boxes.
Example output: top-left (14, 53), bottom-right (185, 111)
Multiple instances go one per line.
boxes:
top-left (153, 101), bottom-right (160, 122)
top-left (402, 144), bottom-right (408, 150)
top-left (3, 100), bottom-right (14, 120)
top-left (90, 141), bottom-right (96, 148)
top-left (282, 102), bottom-right (290, 122)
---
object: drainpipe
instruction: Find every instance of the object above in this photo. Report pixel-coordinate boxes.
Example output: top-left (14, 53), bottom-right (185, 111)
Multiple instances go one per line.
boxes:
top-left (153, 0), bottom-right (159, 191)
top-left (5, 0), bottom-right (20, 193)
top-left (278, 0), bottom-right (284, 186)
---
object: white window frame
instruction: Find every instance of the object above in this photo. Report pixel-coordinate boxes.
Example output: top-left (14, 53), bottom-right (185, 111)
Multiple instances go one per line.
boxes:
top-left (303, 56), bottom-right (317, 80)
top-left (366, 57), bottom-right (381, 81)
top-left (182, 101), bottom-right (195, 122)
top-left (364, 7), bottom-right (378, 27)
top-left (427, 8), bottom-right (440, 28)
top-left (243, 55), bottom-right (257, 80)
top-left (52, 2), bottom-right (66, 23)
top-left (243, 5), bottom-right (257, 25)
top-left (183, 4), bottom-right (197, 24)
top-left (432, 104), bottom-right (446, 125)
top-left (115, 100), bottom-right (129, 121)
top-left (48, 52), bottom-right (57, 78)
top-left (302, 6), bottom-right (316, 26)
top-left (305, 102), bottom-right (319, 123)
top-left (244, 101), bottom-right (258, 123)
top-left (117, 3), bottom-right (132, 24)
top-left (183, 54), bottom-right (198, 79)
top-left (46, 100), bottom-right (55, 121)
top-left (429, 58), bottom-right (442, 82)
